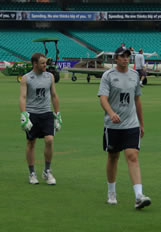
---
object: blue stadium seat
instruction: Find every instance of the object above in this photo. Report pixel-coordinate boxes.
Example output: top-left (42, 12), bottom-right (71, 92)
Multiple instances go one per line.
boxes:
top-left (0, 29), bottom-right (96, 61)
top-left (68, 30), bottom-right (161, 59)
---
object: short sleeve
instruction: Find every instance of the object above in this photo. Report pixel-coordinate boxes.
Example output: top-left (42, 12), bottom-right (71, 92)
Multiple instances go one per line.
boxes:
top-left (97, 72), bottom-right (110, 97)
top-left (135, 73), bottom-right (141, 96)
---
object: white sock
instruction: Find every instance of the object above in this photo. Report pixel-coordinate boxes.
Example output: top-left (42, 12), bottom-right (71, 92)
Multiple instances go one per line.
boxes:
top-left (140, 80), bottom-right (143, 84)
top-left (133, 184), bottom-right (143, 199)
top-left (108, 182), bottom-right (116, 193)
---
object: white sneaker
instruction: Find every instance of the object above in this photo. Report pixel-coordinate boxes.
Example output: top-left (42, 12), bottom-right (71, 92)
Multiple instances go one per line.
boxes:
top-left (107, 192), bottom-right (117, 205)
top-left (135, 194), bottom-right (151, 209)
top-left (29, 172), bottom-right (39, 184)
top-left (42, 169), bottom-right (56, 185)
top-left (140, 81), bottom-right (144, 87)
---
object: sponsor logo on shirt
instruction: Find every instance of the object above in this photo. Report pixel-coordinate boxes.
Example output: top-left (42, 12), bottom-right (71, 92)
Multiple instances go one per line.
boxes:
top-left (128, 77), bottom-right (136, 82)
top-left (36, 88), bottom-right (45, 99)
top-left (120, 93), bottom-right (130, 106)
top-left (113, 78), bottom-right (119, 82)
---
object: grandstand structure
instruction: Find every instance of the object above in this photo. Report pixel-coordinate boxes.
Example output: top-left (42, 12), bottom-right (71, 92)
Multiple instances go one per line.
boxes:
top-left (0, 0), bottom-right (161, 67)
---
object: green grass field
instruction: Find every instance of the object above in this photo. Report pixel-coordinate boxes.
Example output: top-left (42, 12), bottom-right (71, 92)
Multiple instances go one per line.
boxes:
top-left (0, 73), bottom-right (161, 232)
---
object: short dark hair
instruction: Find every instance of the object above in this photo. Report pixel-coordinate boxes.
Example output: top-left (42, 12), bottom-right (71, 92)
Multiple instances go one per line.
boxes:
top-left (139, 49), bottom-right (143, 53)
top-left (31, 53), bottom-right (46, 65)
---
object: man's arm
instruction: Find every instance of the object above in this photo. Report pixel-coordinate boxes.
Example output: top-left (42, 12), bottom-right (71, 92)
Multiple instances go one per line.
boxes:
top-left (135, 96), bottom-right (144, 137)
top-left (50, 75), bottom-right (62, 131)
top-left (100, 96), bottom-right (120, 123)
top-left (141, 55), bottom-right (145, 69)
top-left (50, 75), bottom-right (59, 113)
top-left (19, 75), bottom-right (33, 131)
top-left (19, 75), bottom-right (27, 112)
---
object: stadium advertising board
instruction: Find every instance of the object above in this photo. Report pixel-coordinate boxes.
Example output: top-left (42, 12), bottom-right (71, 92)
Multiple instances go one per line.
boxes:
top-left (30, 12), bottom-right (94, 21)
top-left (107, 12), bottom-right (161, 21)
top-left (56, 61), bottom-right (79, 70)
top-left (0, 12), bottom-right (16, 20)
top-left (1, 11), bottom-right (161, 21)
top-left (0, 61), bottom-right (79, 71)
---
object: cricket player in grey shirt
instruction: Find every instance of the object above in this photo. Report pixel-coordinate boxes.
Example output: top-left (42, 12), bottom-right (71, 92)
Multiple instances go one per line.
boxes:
top-left (19, 53), bottom-right (62, 185)
top-left (135, 48), bottom-right (147, 87)
top-left (98, 47), bottom-right (151, 209)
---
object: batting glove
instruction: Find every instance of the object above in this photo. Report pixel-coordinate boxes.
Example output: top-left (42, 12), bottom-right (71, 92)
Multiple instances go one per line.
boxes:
top-left (53, 112), bottom-right (62, 131)
top-left (21, 112), bottom-right (33, 132)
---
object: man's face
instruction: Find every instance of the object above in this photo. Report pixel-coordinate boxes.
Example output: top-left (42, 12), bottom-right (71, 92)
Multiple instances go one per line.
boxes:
top-left (116, 53), bottom-right (130, 68)
top-left (35, 56), bottom-right (47, 73)
top-left (100, 12), bottom-right (104, 18)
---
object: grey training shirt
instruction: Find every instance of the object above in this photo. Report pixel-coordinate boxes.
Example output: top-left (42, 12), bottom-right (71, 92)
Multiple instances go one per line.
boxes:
top-left (135, 53), bottom-right (145, 70)
top-left (26, 71), bottom-right (53, 114)
top-left (97, 68), bottom-right (141, 129)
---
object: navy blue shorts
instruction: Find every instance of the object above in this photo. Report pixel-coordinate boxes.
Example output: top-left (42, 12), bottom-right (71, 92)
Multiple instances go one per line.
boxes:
top-left (136, 69), bottom-right (147, 79)
top-left (103, 127), bottom-right (140, 153)
top-left (26, 112), bottom-right (54, 140)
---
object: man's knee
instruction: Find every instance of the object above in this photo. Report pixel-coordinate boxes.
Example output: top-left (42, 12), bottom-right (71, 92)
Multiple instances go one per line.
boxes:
top-left (45, 136), bottom-right (53, 146)
top-left (27, 139), bottom-right (36, 149)
top-left (108, 152), bottom-right (120, 162)
top-left (125, 150), bottom-right (138, 163)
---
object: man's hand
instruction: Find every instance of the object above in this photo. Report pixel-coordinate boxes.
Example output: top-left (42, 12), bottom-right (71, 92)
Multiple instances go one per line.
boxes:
top-left (110, 112), bottom-right (121, 123)
top-left (53, 112), bottom-right (62, 131)
top-left (21, 112), bottom-right (33, 132)
top-left (140, 125), bottom-right (144, 138)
